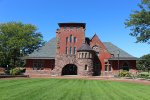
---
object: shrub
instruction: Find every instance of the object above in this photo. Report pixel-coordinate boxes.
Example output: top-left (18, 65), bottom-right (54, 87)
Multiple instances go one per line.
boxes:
top-left (4, 70), bottom-right (10, 74)
top-left (19, 68), bottom-right (26, 73)
top-left (118, 70), bottom-right (132, 77)
top-left (10, 68), bottom-right (21, 75)
top-left (137, 73), bottom-right (149, 79)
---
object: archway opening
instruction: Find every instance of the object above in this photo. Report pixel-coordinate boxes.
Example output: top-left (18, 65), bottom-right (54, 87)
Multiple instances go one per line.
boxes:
top-left (122, 62), bottom-right (130, 71)
top-left (62, 64), bottom-right (77, 75)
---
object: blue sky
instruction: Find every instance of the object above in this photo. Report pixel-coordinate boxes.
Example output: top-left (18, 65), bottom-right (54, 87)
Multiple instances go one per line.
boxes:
top-left (0, 0), bottom-right (149, 57)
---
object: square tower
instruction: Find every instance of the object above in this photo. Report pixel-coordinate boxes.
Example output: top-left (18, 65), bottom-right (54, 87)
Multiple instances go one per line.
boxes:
top-left (56, 23), bottom-right (86, 55)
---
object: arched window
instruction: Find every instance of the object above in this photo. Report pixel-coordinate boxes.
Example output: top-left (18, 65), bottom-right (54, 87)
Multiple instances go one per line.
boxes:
top-left (122, 62), bottom-right (130, 71)
top-left (85, 53), bottom-right (87, 58)
top-left (82, 53), bottom-right (84, 58)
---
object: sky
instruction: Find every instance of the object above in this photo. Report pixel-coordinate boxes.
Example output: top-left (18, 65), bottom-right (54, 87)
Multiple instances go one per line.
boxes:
top-left (0, 0), bottom-right (149, 57)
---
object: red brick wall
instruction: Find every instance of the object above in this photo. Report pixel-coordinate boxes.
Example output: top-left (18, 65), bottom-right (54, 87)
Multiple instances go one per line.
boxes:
top-left (89, 34), bottom-right (136, 73)
top-left (110, 60), bottom-right (136, 71)
top-left (56, 25), bottom-right (85, 54)
top-left (90, 34), bottom-right (112, 71)
top-left (26, 59), bottom-right (55, 70)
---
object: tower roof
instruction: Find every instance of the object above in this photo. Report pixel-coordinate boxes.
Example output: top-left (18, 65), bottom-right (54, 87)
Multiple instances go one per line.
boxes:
top-left (58, 22), bottom-right (86, 28)
top-left (77, 43), bottom-right (93, 52)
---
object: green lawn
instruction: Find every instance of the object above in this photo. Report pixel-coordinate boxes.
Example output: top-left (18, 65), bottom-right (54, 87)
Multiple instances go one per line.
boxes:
top-left (0, 78), bottom-right (150, 100)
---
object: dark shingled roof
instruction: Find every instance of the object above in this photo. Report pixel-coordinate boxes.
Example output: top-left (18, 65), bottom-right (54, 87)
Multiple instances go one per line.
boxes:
top-left (77, 43), bottom-right (93, 51)
top-left (26, 38), bottom-right (137, 60)
top-left (103, 42), bottom-right (137, 60)
top-left (27, 37), bottom-right (56, 59)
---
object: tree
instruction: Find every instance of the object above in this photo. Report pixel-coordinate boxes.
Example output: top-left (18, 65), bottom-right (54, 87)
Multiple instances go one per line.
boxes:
top-left (125, 0), bottom-right (150, 44)
top-left (137, 54), bottom-right (150, 72)
top-left (0, 22), bottom-right (45, 68)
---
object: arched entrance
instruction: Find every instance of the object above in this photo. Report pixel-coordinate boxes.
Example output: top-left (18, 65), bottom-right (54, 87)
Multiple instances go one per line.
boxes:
top-left (62, 64), bottom-right (77, 75)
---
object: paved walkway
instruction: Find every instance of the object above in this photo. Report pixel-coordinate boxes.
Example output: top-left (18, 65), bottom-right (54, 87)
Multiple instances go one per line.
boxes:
top-left (28, 75), bottom-right (150, 85)
top-left (1, 75), bottom-right (150, 85)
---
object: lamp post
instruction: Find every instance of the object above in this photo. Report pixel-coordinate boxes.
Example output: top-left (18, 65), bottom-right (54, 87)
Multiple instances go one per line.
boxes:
top-left (117, 50), bottom-right (120, 70)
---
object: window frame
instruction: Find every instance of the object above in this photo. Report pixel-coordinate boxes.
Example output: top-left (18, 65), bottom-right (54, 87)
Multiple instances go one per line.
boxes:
top-left (70, 35), bottom-right (72, 43)
top-left (70, 47), bottom-right (72, 54)
top-left (74, 47), bottom-right (76, 54)
top-left (66, 47), bottom-right (68, 54)
top-left (74, 37), bottom-right (76, 43)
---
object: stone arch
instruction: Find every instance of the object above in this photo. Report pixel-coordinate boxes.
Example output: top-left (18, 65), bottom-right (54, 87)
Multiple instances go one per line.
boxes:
top-left (61, 64), bottom-right (77, 75)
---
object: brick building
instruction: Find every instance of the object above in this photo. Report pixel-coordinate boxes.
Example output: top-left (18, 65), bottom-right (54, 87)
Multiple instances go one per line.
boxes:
top-left (25, 23), bottom-right (137, 76)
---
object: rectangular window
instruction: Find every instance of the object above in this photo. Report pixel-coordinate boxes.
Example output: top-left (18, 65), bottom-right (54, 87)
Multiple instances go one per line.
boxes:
top-left (33, 60), bottom-right (44, 70)
top-left (77, 26), bottom-right (80, 29)
top-left (74, 47), bottom-right (76, 54)
top-left (74, 37), bottom-right (76, 43)
top-left (70, 47), bottom-right (72, 54)
top-left (85, 53), bottom-right (87, 58)
top-left (64, 26), bottom-right (67, 30)
top-left (66, 37), bottom-right (68, 43)
top-left (70, 35), bottom-right (72, 43)
top-left (109, 66), bottom-right (112, 71)
top-left (105, 65), bottom-right (108, 72)
top-left (85, 65), bottom-right (88, 70)
top-left (66, 47), bottom-right (68, 54)
top-left (70, 26), bottom-right (74, 29)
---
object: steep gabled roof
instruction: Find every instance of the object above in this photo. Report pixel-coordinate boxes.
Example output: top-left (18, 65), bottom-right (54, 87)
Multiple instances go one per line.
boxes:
top-left (26, 38), bottom-right (137, 60)
top-left (103, 42), bottom-right (137, 60)
top-left (26, 37), bottom-right (56, 59)
top-left (90, 34), bottom-right (108, 50)
top-left (77, 43), bottom-right (93, 52)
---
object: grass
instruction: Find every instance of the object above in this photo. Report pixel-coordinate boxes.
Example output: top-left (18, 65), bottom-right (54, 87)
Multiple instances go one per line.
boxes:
top-left (0, 78), bottom-right (150, 100)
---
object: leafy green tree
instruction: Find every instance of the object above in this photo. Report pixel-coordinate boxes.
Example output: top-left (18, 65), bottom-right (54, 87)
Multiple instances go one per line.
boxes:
top-left (137, 54), bottom-right (150, 72)
top-left (125, 0), bottom-right (150, 44)
top-left (0, 22), bottom-right (45, 68)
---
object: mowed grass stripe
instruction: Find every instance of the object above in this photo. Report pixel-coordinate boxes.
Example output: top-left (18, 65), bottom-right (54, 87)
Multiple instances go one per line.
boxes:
top-left (108, 81), bottom-right (150, 100)
top-left (0, 78), bottom-right (149, 100)
top-left (14, 79), bottom-right (63, 100)
top-left (0, 79), bottom-right (61, 100)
